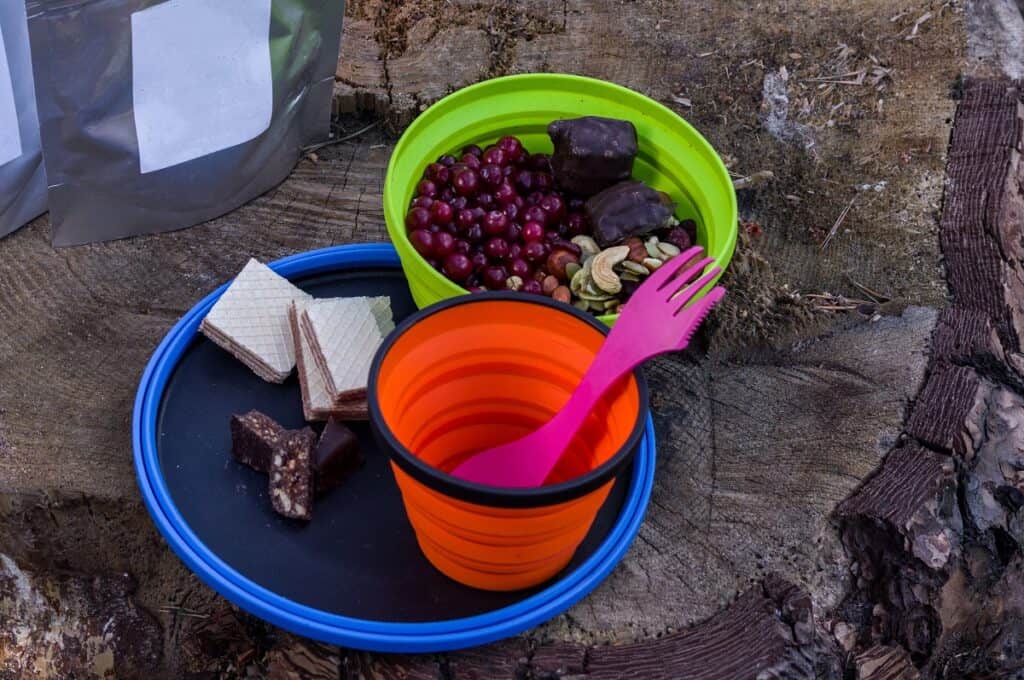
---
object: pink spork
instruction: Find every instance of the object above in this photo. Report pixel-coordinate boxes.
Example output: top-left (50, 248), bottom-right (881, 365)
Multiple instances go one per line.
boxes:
top-left (451, 245), bottom-right (726, 488)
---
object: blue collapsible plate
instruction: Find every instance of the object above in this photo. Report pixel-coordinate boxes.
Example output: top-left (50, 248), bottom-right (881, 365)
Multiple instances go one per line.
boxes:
top-left (132, 243), bottom-right (656, 653)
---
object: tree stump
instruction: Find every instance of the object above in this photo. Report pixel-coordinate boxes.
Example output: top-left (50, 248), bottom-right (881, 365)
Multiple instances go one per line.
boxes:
top-left (3, 1), bottom-right (1024, 678)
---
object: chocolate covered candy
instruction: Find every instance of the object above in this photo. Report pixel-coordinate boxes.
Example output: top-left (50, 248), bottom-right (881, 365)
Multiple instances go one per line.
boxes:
top-left (269, 427), bottom-right (317, 521)
top-left (548, 117), bottom-right (638, 197)
top-left (585, 180), bottom-right (676, 247)
top-left (313, 418), bottom-right (364, 496)
top-left (230, 410), bottom-right (284, 472)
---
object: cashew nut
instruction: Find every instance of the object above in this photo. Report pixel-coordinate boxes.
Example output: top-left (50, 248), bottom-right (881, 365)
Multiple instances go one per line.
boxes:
top-left (591, 245), bottom-right (629, 294)
top-left (571, 235), bottom-right (601, 259)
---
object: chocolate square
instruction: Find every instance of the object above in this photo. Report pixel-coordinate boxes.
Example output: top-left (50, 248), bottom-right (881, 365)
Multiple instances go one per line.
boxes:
top-left (269, 427), bottom-right (317, 521)
top-left (313, 418), bottom-right (364, 496)
top-left (230, 410), bottom-right (283, 472)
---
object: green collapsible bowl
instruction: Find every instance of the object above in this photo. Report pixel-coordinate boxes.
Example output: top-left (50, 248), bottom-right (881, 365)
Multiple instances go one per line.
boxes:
top-left (383, 73), bottom-right (738, 325)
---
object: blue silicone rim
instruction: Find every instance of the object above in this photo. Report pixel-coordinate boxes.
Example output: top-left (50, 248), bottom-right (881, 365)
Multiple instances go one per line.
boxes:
top-left (132, 243), bottom-right (657, 653)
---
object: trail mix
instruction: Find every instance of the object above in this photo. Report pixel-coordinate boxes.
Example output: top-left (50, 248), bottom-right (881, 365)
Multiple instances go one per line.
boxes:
top-left (404, 116), bottom-right (698, 314)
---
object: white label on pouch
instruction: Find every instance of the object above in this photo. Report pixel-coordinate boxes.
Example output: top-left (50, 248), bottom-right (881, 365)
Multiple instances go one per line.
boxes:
top-left (0, 23), bottom-right (23, 168)
top-left (131, 0), bottom-right (272, 174)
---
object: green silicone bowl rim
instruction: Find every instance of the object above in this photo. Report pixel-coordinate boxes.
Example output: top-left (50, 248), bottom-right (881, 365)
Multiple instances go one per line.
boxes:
top-left (383, 72), bottom-right (738, 324)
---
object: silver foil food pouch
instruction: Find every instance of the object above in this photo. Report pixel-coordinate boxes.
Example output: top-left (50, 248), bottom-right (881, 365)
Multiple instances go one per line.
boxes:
top-left (0, 2), bottom-right (46, 239)
top-left (27, 0), bottom-right (344, 246)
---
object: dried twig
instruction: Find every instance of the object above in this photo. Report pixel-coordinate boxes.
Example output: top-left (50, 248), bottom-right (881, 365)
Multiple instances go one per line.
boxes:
top-left (821, 197), bottom-right (855, 250)
top-left (732, 170), bottom-right (775, 190)
top-left (905, 11), bottom-right (933, 40)
top-left (159, 605), bottom-right (209, 619)
top-left (302, 120), bottom-right (382, 153)
top-left (846, 276), bottom-right (891, 303)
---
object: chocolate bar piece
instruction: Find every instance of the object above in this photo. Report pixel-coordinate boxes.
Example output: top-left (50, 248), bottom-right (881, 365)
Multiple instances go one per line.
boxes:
top-left (269, 428), bottom-right (317, 521)
top-left (548, 116), bottom-right (638, 196)
top-left (230, 410), bottom-right (283, 472)
top-left (313, 418), bottom-right (364, 496)
top-left (585, 180), bottom-right (676, 247)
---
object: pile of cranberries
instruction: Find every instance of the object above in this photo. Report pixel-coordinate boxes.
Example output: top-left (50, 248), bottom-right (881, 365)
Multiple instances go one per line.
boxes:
top-left (404, 135), bottom-right (589, 296)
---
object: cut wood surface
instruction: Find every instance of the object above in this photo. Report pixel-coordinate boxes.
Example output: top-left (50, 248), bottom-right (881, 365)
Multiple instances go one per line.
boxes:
top-left (6, 1), bottom-right (1024, 678)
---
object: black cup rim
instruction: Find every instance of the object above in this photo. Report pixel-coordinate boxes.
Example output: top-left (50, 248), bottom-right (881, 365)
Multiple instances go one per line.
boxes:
top-left (367, 291), bottom-right (650, 509)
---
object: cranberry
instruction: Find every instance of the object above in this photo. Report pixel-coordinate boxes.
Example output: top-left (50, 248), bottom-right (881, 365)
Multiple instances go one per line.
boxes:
top-left (522, 205), bottom-right (549, 226)
top-left (437, 168), bottom-right (451, 185)
top-left (441, 252), bottom-right (473, 281)
top-left (452, 169), bottom-right (480, 196)
top-left (454, 239), bottom-right (471, 255)
top-left (566, 212), bottom-right (587, 237)
top-left (504, 202), bottom-right (519, 222)
top-left (539, 195), bottom-right (566, 223)
top-left (411, 196), bottom-right (433, 210)
top-left (494, 181), bottom-right (517, 205)
top-left (514, 169), bottom-right (534, 193)
top-left (457, 208), bottom-right (476, 230)
top-left (439, 187), bottom-right (455, 202)
top-left (428, 224), bottom-right (441, 233)
top-left (461, 153), bottom-right (481, 170)
top-left (523, 240), bottom-right (546, 263)
top-left (480, 163), bottom-right (503, 187)
top-left (664, 226), bottom-right (693, 250)
top-left (498, 135), bottom-right (525, 161)
top-left (528, 153), bottom-right (551, 170)
top-left (485, 237), bottom-right (509, 260)
top-left (503, 165), bottom-right (515, 177)
top-left (462, 144), bottom-right (483, 157)
top-left (522, 221), bottom-right (544, 242)
top-left (482, 210), bottom-right (508, 236)
top-left (427, 258), bottom-right (442, 270)
top-left (465, 224), bottom-right (484, 244)
top-left (433, 231), bottom-right (455, 257)
top-left (406, 207), bottom-right (432, 230)
top-left (568, 197), bottom-right (585, 212)
top-left (522, 279), bottom-right (543, 295)
top-left (430, 200), bottom-right (454, 225)
top-left (476, 192), bottom-right (494, 209)
top-left (508, 257), bottom-right (531, 279)
top-left (451, 196), bottom-right (468, 211)
top-left (513, 195), bottom-right (525, 209)
top-left (439, 154), bottom-right (457, 167)
top-left (471, 251), bottom-right (489, 272)
top-left (471, 206), bottom-right (486, 221)
top-left (533, 172), bottom-right (553, 191)
top-left (417, 179), bottom-right (438, 198)
top-left (525, 190), bottom-right (544, 206)
top-left (409, 229), bottom-right (434, 256)
top-left (483, 265), bottom-right (509, 290)
top-left (544, 229), bottom-right (561, 243)
top-left (482, 147), bottom-right (507, 166)
top-left (426, 162), bottom-right (446, 182)
top-left (508, 243), bottom-right (523, 259)
top-left (505, 222), bottom-right (522, 242)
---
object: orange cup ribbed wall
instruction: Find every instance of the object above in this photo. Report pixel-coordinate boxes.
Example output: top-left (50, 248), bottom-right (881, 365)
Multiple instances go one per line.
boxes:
top-left (375, 299), bottom-right (642, 591)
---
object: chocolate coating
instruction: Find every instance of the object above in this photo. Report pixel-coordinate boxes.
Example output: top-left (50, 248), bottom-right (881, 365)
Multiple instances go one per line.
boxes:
top-left (548, 117), bottom-right (638, 196)
top-left (585, 180), bottom-right (676, 247)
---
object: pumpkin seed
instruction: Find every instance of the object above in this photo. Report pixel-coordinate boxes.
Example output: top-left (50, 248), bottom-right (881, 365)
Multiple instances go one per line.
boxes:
top-left (642, 257), bottom-right (663, 272)
top-left (621, 260), bottom-right (649, 276)
top-left (645, 237), bottom-right (662, 259)
top-left (658, 242), bottom-right (681, 258)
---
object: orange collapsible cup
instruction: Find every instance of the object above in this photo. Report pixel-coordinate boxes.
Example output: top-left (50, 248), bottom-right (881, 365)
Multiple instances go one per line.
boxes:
top-left (368, 293), bottom-right (648, 591)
